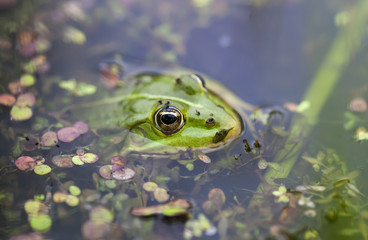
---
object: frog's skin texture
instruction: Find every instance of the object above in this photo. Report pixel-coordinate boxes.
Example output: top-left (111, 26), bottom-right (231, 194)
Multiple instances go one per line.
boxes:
top-left (66, 71), bottom-right (245, 157)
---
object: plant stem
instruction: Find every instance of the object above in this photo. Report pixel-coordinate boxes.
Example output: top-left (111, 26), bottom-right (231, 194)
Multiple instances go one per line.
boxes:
top-left (255, 0), bottom-right (368, 193)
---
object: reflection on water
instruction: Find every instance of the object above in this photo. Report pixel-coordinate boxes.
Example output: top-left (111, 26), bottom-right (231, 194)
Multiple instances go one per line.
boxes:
top-left (1, 0), bottom-right (368, 239)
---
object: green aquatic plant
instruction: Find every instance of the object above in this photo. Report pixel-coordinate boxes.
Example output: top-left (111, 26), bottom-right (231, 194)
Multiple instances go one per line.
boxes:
top-left (59, 78), bottom-right (97, 96)
top-left (257, 0), bottom-right (368, 191)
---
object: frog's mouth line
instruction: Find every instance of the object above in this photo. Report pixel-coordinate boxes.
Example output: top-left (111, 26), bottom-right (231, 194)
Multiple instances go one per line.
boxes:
top-left (125, 148), bottom-right (192, 159)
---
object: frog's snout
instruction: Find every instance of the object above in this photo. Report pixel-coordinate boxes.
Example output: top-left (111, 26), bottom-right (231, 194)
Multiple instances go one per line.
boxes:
top-left (212, 128), bottom-right (232, 143)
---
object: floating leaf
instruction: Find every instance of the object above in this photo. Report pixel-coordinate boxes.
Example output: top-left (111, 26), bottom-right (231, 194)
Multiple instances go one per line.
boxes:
top-left (16, 92), bottom-right (36, 107)
top-left (63, 26), bottom-right (86, 45)
top-left (153, 188), bottom-right (170, 203)
top-left (272, 186), bottom-right (287, 197)
top-left (278, 195), bottom-right (290, 203)
top-left (111, 167), bottom-right (135, 181)
top-left (202, 200), bottom-right (217, 215)
top-left (24, 55), bottom-right (50, 74)
top-left (65, 195), bottom-right (79, 207)
top-left (41, 131), bottom-right (58, 147)
top-left (59, 79), bottom-right (76, 91)
top-left (111, 155), bottom-right (126, 166)
top-left (8, 82), bottom-right (22, 95)
top-left (82, 220), bottom-right (110, 240)
top-left (208, 188), bottom-right (226, 208)
top-left (186, 163), bottom-right (194, 171)
top-left (69, 185), bottom-right (81, 196)
top-left (99, 165), bottom-right (113, 179)
top-left (35, 38), bottom-right (51, 53)
top-left (53, 192), bottom-right (68, 203)
top-left (143, 182), bottom-right (158, 192)
top-left (52, 155), bottom-right (74, 168)
top-left (73, 121), bottom-right (89, 134)
top-left (90, 206), bottom-right (114, 223)
top-left (79, 153), bottom-right (99, 164)
top-left (131, 199), bottom-right (191, 217)
top-left (0, 93), bottom-right (16, 106)
top-left (20, 74), bottom-right (35, 87)
top-left (159, 199), bottom-right (192, 217)
top-left (10, 105), bottom-right (33, 121)
top-left (72, 155), bottom-right (85, 165)
top-left (29, 214), bottom-right (52, 232)
top-left (74, 82), bottom-right (96, 96)
top-left (24, 200), bottom-right (48, 216)
top-left (34, 165), bottom-right (51, 175)
top-left (15, 156), bottom-right (36, 171)
top-left (59, 78), bottom-right (96, 96)
top-left (272, 186), bottom-right (290, 203)
top-left (57, 127), bottom-right (80, 142)
top-left (21, 136), bottom-right (40, 151)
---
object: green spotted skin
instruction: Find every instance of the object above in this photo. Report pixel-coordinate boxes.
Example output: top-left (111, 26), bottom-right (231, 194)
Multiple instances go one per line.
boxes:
top-left (67, 72), bottom-right (244, 156)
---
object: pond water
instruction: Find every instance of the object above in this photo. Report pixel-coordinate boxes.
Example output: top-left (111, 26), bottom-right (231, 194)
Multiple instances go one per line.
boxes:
top-left (1, 0), bottom-right (368, 239)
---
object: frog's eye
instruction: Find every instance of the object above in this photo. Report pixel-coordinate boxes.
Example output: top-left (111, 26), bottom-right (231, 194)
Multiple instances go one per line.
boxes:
top-left (154, 106), bottom-right (185, 135)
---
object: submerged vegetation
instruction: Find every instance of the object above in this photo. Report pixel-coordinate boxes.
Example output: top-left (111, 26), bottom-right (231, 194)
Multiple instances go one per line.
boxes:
top-left (1, 0), bottom-right (368, 239)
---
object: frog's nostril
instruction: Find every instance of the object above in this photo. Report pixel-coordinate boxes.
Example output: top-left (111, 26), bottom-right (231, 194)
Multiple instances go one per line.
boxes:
top-left (205, 118), bottom-right (215, 127)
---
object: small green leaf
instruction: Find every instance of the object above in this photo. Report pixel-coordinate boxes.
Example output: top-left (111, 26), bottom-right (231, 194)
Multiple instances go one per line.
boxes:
top-left (90, 206), bottom-right (114, 223)
top-left (63, 26), bottom-right (86, 45)
top-left (143, 182), bottom-right (158, 192)
top-left (186, 163), bottom-right (194, 171)
top-left (20, 74), bottom-right (35, 87)
top-left (10, 105), bottom-right (33, 121)
top-left (69, 185), bottom-right (81, 196)
top-left (75, 82), bottom-right (96, 96)
top-left (59, 79), bottom-right (77, 91)
top-left (72, 156), bottom-right (85, 165)
top-left (29, 214), bottom-right (52, 232)
top-left (66, 195), bottom-right (79, 207)
top-left (34, 165), bottom-right (51, 175)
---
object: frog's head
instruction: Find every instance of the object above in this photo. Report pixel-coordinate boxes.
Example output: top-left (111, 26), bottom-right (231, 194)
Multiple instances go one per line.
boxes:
top-left (119, 73), bottom-right (244, 155)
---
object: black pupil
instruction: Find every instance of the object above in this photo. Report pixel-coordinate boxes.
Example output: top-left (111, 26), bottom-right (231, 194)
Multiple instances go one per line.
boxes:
top-left (161, 113), bottom-right (177, 125)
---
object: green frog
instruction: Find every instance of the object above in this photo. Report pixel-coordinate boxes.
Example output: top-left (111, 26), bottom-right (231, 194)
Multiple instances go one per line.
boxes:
top-left (63, 68), bottom-right (254, 159)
